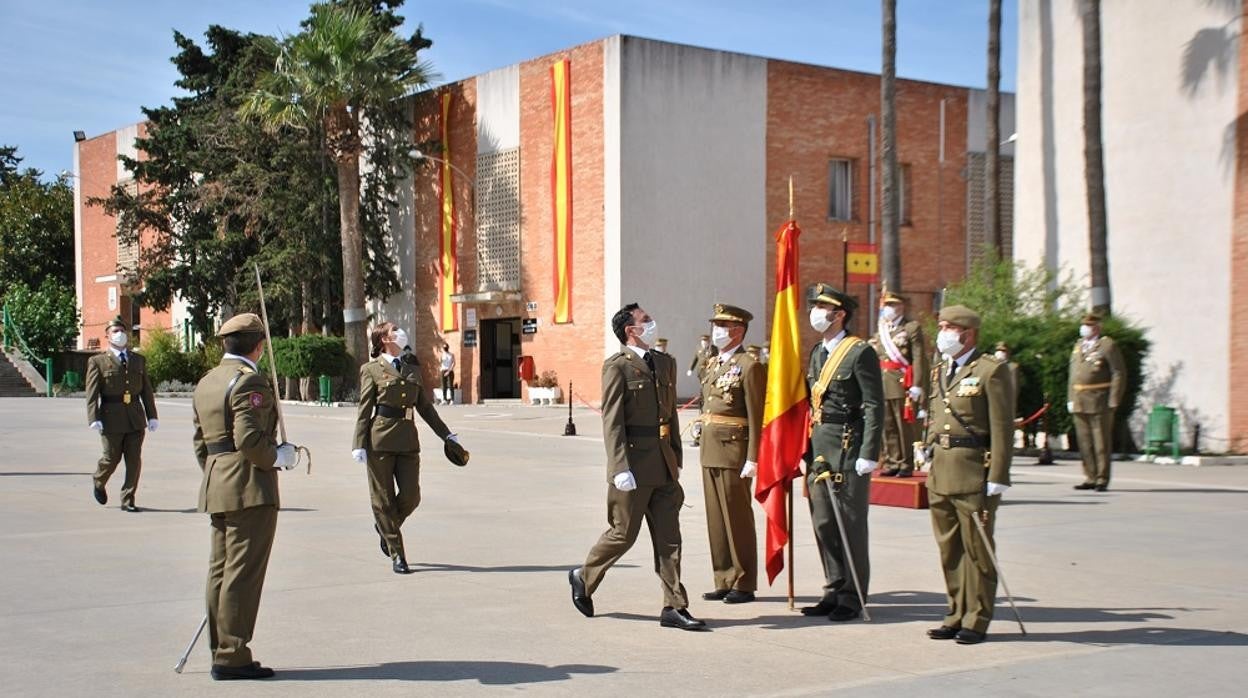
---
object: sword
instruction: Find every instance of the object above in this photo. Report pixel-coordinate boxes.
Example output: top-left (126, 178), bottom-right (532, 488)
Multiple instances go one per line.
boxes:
top-left (812, 468), bottom-right (871, 622)
top-left (253, 263), bottom-right (312, 474)
top-left (972, 508), bottom-right (1027, 636)
top-left (173, 614), bottom-right (208, 673)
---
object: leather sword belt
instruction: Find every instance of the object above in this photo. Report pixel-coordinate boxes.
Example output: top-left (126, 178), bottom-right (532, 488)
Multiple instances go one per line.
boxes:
top-left (625, 424), bottom-right (672, 438)
top-left (100, 395), bottom-right (126, 404)
top-left (205, 439), bottom-right (237, 455)
top-left (1074, 382), bottom-right (1112, 391)
top-left (703, 414), bottom-right (748, 427)
top-left (374, 404), bottom-right (407, 419)
top-left (935, 434), bottom-right (984, 450)
top-left (813, 407), bottom-right (863, 425)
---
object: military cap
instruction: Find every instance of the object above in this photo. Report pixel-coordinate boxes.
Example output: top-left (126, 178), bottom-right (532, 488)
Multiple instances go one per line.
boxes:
top-left (105, 316), bottom-right (127, 331)
top-left (710, 303), bottom-right (753, 324)
top-left (1081, 313), bottom-right (1103, 325)
top-left (444, 438), bottom-right (470, 467)
top-left (808, 283), bottom-right (858, 312)
top-left (745, 344), bottom-right (761, 356)
top-left (699, 334), bottom-right (711, 340)
top-left (881, 291), bottom-right (908, 305)
top-left (216, 313), bottom-right (266, 337)
top-left (656, 338), bottom-right (669, 345)
top-left (994, 341), bottom-right (1010, 352)
top-left (937, 304), bottom-right (981, 329)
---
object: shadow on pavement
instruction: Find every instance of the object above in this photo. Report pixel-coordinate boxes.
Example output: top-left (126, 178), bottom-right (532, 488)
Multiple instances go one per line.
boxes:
top-left (1001, 499), bottom-right (1107, 506)
top-left (1106, 489), bottom-right (1248, 494)
top-left (411, 562), bottom-right (637, 574)
top-left (277, 660), bottom-right (617, 684)
top-left (994, 627), bottom-right (1248, 646)
top-left (0, 471), bottom-right (92, 476)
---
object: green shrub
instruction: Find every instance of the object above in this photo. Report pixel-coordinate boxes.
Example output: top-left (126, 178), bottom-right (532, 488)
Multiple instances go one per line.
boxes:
top-left (266, 334), bottom-right (349, 379)
top-left (142, 326), bottom-right (202, 386)
top-left (2, 279), bottom-right (78, 357)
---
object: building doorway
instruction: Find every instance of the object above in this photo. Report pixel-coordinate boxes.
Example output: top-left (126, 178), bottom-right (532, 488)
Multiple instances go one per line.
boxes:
top-left (480, 317), bottom-right (521, 399)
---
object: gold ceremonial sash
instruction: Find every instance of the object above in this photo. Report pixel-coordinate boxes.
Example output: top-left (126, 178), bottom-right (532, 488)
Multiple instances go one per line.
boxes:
top-left (811, 335), bottom-right (863, 418)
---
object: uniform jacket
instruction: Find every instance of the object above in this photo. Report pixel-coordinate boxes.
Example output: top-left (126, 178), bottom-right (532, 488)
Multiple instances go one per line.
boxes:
top-left (689, 344), bottom-right (717, 378)
top-left (1067, 335), bottom-right (1126, 414)
top-left (602, 348), bottom-right (682, 487)
top-left (699, 346), bottom-right (766, 469)
top-left (85, 350), bottom-right (156, 433)
top-left (354, 355), bottom-right (451, 453)
top-left (925, 351), bottom-right (1014, 496)
top-left (870, 317), bottom-right (930, 401)
top-left (192, 358), bottom-right (279, 514)
top-left (806, 337), bottom-right (885, 470)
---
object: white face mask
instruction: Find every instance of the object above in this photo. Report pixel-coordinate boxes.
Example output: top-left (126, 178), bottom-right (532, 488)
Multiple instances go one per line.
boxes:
top-left (994, 351), bottom-right (1008, 362)
top-left (109, 331), bottom-right (128, 348)
top-left (390, 329), bottom-right (409, 351)
top-left (936, 329), bottom-right (964, 359)
top-left (760, 348), bottom-right (770, 362)
top-left (809, 308), bottom-right (832, 333)
top-left (653, 345), bottom-right (666, 353)
top-left (711, 326), bottom-right (733, 350)
top-left (1079, 324), bottom-right (1095, 339)
top-left (880, 305), bottom-right (898, 322)
top-left (636, 320), bottom-right (658, 346)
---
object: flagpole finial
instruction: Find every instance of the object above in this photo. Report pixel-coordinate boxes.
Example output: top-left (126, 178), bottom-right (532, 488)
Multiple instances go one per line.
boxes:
top-left (841, 226), bottom-right (848, 243)
top-left (788, 176), bottom-right (795, 220)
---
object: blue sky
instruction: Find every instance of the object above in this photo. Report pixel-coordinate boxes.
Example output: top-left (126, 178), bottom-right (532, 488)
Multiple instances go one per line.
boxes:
top-left (0, 0), bottom-right (1017, 179)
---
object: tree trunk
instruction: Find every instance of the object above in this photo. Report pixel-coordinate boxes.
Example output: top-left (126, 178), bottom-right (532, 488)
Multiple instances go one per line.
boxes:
top-left (1081, 0), bottom-right (1111, 315)
top-left (299, 277), bottom-right (313, 401)
top-left (987, 0), bottom-right (1003, 258)
top-left (336, 154), bottom-right (368, 384)
top-left (881, 0), bottom-right (901, 292)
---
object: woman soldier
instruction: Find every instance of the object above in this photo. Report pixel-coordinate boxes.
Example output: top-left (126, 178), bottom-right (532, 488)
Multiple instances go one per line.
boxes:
top-left (352, 322), bottom-right (463, 573)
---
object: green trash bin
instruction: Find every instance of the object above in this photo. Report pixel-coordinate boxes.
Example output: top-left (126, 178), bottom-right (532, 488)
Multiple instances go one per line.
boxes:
top-left (64, 370), bottom-right (82, 391)
top-left (1143, 405), bottom-right (1180, 460)
top-left (318, 375), bottom-right (332, 406)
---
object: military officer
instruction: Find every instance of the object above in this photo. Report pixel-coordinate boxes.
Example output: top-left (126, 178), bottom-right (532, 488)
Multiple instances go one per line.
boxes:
top-left (924, 305), bottom-right (1014, 645)
top-left (85, 316), bottom-right (157, 512)
top-left (699, 304), bottom-right (764, 604)
top-left (688, 334), bottom-right (716, 447)
top-left (871, 292), bottom-right (929, 477)
top-left (1067, 314), bottom-right (1125, 491)
top-left (994, 342), bottom-right (1021, 410)
top-left (802, 284), bottom-right (884, 622)
top-left (192, 313), bottom-right (298, 680)
top-left (352, 322), bottom-right (462, 574)
top-left (654, 338), bottom-right (669, 354)
top-left (569, 303), bottom-right (706, 631)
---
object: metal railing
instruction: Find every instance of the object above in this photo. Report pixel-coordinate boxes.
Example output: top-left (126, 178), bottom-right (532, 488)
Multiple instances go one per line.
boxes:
top-left (1, 304), bottom-right (54, 396)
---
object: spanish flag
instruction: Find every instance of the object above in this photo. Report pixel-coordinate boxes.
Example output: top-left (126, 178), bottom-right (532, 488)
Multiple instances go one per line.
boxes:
top-left (755, 221), bottom-right (810, 584)
top-left (438, 91), bottom-right (458, 332)
top-left (551, 59), bottom-right (573, 324)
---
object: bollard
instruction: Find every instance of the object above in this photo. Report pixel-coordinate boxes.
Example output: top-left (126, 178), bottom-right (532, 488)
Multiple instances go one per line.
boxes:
top-left (45, 357), bottom-right (54, 397)
top-left (563, 381), bottom-right (577, 436)
top-left (318, 375), bottom-right (332, 406)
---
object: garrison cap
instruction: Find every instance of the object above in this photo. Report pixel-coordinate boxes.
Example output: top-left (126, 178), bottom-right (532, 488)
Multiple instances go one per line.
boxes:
top-left (1081, 313), bottom-right (1103, 325)
top-left (937, 304), bottom-right (981, 329)
top-left (881, 291), bottom-right (908, 305)
top-left (105, 316), bottom-right (127, 331)
top-left (216, 313), bottom-right (265, 337)
top-left (710, 303), bottom-right (753, 324)
top-left (808, 283), bottom-right (858, 312)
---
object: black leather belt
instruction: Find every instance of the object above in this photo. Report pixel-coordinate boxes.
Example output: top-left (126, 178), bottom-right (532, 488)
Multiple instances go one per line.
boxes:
top-left (374, 404), bottom-right (407, 419)
top-left (818, 413), bottom-right (862, 426)
top-left (206, 439), bottom-right (236, 455)
top-left (936, 434), bottom-right (985, 449)
top-left (625, 424), bottom-right (672, 438)
top-left (100, 395), bottom-right (125, 404)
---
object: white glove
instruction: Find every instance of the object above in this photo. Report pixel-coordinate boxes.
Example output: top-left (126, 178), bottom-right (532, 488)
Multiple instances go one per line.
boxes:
top-left (986, 482), bottom-right (1010, 497)
top-left (740, 460), bottom-right (758, 478)
top-left (1067, 401), bottom-right (1075, 413)
top-left (275, 443), bottom-right (298, 470)
top-left (613, 470), bottom-right (637, 492)
top-left (907, 386), bottom-right (923, 401)
top-left (446, 433), bottom-right (460, 444)
top-left (351, 448), bottom-right (367, 464)
top-left (147, 419), bottom-right (158, 432)
top-left (89, 421), bottom-right (103, 432)
top-left (855, 458), bottom-right (878, 476)
top-left (686, 369), bottom-right (693, 376)
top-left (917, 409), bottom-right (928, 420)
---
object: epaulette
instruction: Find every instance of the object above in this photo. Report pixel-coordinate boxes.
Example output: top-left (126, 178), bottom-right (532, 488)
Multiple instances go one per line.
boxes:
top-left (239, 366), bottom-right (255, 374)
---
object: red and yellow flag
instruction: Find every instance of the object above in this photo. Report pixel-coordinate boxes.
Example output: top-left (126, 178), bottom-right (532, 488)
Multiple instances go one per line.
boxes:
top-left (755, 220), bottom-right (810, 584)
top-left (551, 59), bottom-right (573, 324)
top-left (438, 92), bottom-right (458, 332)
top-left (846, 242), bottom-right (878, 284)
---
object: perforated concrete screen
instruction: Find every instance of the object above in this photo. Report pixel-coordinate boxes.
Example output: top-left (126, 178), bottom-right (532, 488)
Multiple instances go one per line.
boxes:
top-left (475, 147), bottom-right (521, 291)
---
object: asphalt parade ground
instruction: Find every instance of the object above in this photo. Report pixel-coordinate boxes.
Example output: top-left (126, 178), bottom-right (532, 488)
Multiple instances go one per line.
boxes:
top-left (1, 397), bottom-right (1246, 696)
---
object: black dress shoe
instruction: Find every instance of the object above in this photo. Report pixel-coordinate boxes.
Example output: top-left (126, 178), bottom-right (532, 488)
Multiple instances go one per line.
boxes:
top-left (880, 468), bottom-right (900, 477)
top-left (1095, 484), bottom-right (1109, 492)
top-left (210, 662), bottom-right (275, 680)
top-left (392, 556), bottom-right (412, 574)
top-left (723, 590), bottom-right (755, 604)
top-left (120, 503), bottom-right (139, 513)
top-left (93, 486), bottom-right (107, 505)
top-left (955, 628), bottom-right (987, 645)
top-left (568, 568), bottom-right (594, 617)
top-left (828, 605), bottom-right (861, 622)
top-left (895, 469), bottom-right (913, 478)
top-left (927, 625), bottom-right (960, 640)
top-left (800, 600), bottom-right (838, 616)
top-left (702, 589), bottom-right (730, 601)
top-left (1073, 482), bottom-right (1097, 490)
top-left (374, 524), bottom-right (388, 557)
top-left (659, 607), bottom-right (708, 631)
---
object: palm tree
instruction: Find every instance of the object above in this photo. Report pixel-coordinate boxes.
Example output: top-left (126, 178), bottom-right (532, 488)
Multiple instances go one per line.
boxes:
top-left (241, 3), bottom-right (434, 374)
top-left (986, 0), bottom-right (1003, 257)
top-left (1080, 0), bottom-right (1110, 315)
top-left (881, 0), bottom-right (900, 293)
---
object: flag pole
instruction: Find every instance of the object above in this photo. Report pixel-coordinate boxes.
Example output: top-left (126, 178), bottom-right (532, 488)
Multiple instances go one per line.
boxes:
top-left (787, 176), bottom-right (796, 612)
top-left (842, 227), bottom-right (849, 291)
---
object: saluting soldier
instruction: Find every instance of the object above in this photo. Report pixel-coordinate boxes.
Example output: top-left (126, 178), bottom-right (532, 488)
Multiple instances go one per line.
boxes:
top-left (923, 305), bottom-right (1014, 645)
top-left (1067, 314), bottom-right (1125, 492)
top-left (802, 284), bottom-right (884, 622)
top-left (85, 316), bottom-right (157, 511)
top-left (569, 303), bottom-right (706, 631)
top-left (352, 322), bottom-right (463, 574)
top-left (192, 313), bottom-right (297, 680)
top-left (699, 304), bottom-right (764, 604)
top-left (871, 292), bottom-right (929, 477)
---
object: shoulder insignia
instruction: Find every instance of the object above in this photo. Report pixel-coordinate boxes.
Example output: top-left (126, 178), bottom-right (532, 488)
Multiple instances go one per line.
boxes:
top-left (240, 366), bottom-right (255, 374)
top-left (248, 392), bottom-right (264, 407)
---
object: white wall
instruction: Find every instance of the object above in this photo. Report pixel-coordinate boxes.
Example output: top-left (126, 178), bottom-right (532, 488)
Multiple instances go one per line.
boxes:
top-left (613, 37), bottom-right (768, 396)
top-left (476, 65), bottom-right (520, 153)
top-left (1015, 0), bottom-right (1240, 440)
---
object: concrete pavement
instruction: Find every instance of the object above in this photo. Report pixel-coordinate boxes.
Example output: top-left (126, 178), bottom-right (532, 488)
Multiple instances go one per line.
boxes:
top-left (1, 397), bottom-right (1245, 696)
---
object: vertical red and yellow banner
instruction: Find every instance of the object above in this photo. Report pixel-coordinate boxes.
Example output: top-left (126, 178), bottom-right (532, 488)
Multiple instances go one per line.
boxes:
top-left (551, 59), bottom-right (573, 324)
top-left (438, 91), bottom-right (458, 332)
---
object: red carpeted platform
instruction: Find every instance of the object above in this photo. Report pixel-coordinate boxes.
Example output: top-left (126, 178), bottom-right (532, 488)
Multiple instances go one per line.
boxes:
top-left (870, 471), bottom-right (930, 509)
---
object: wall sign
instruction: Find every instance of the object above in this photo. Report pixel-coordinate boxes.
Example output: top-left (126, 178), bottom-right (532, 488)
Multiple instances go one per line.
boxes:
top-left (466, 308), bottom-right (477, 328)
top-left (463, 329), bottom-right (478, 347)
top-left (522, 318), bottom-right (538, 335)
top-left (525, 301), bottom-right (538, 312)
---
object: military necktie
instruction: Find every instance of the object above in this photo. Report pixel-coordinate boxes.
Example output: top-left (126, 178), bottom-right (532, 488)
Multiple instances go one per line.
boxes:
top-left (119, 351), bottom-right (128, 368)
top-left (644, 350), bottom-right (656, 375)
top-left (392, 358), bottom-right (402, 372)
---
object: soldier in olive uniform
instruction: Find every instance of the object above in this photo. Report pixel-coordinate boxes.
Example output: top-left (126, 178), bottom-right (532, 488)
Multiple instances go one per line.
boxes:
top-left (352, 322), bottom-right (461, 574)
top-left (85, 316), bottom-right (157, 511)
top-left (192, 313), bottom-right (298, 680)
top-left (802, 284), bottom-right (884, 622)
top-left (699, 304), bottom-right (764, 604)
top-left (1067, 314), bottom-right (1126, 492)
top-left (994, 342), bottom-right (1020, 410)
top-left (923, 305), bottom-right (1014, 645)
top-left (569, 303), bottom-right (706, 631)
top-left (871, 292), bottom-right (929, 477)
top-left (688, 334), bottom-right (716, 447)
